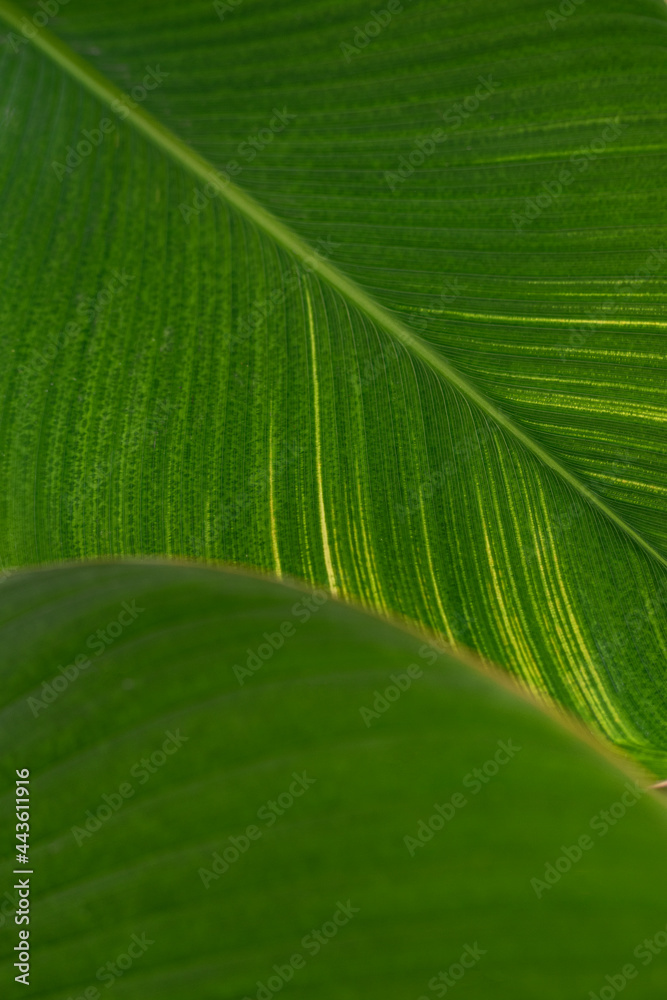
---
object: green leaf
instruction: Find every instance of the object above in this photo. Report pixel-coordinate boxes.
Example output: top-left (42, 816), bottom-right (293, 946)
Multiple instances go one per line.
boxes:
top-left (0, 0), bottom-right (666, 771)
top-left (2, 562), bottom-right (667, 998)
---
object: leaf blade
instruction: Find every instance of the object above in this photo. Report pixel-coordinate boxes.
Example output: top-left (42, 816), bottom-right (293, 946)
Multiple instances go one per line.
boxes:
top-left (0, 0), bottom-right (666, 770)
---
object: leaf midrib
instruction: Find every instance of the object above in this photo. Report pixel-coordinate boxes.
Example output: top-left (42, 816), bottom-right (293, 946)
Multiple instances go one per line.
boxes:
top-left (2, 0), bottom-right (665, 572)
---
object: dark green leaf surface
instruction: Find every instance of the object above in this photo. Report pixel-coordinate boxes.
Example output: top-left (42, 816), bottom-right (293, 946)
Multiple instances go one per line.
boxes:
top-left (2, 562), bottom-right (667, 998)
top-left (0, 0), bottom-right (666, 770)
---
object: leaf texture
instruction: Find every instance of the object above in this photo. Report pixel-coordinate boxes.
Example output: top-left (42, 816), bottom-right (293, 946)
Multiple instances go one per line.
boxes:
top-left (0, 0), bottom-right (666, 771)
top-left (2, 563), bottom-right (667, 998)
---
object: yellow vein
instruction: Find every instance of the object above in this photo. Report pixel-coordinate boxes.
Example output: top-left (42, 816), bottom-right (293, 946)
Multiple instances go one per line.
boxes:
top-left (433, 308), bottom-right (667, 329)
top-left (305, 287), bottom-right (338, 595)
top-left (267, 426), bottom-right (282, 578)
top-left (417, 489), bottom-right (455, 645)
top-left (4, 0), bottom-right (666, 573)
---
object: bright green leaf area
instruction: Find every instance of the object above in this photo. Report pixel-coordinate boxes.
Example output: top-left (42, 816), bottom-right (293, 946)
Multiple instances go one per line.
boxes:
top-left (0, 0), bottom-right (666, 771)
top-left (1, 562), bottom-right (667, 998)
